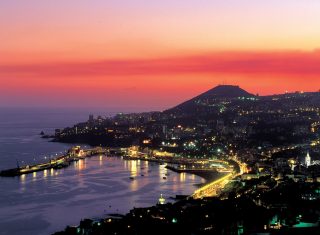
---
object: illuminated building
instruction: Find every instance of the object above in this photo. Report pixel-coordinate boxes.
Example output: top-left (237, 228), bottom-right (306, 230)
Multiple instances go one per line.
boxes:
top-left (158, 194), bottom-right (165, 205)
top-left (305, 152), bottom-right (311, 168)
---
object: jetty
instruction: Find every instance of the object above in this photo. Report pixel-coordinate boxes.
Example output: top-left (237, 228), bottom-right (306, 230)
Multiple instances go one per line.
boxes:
top-left (0, 146), bottom-right (107, 177)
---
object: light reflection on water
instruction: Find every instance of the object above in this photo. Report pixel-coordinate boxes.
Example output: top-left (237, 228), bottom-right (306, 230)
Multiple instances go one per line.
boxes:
top-left (0, 156), bottom-right (207, 235)
top-left (99, 155), bottom-right (103, 166)
top-left (128, 160), bottom-right (138, 177)
top-left (76, 159), bottom-right (86, 171)
top-left (180, 172), bottom-right (186, 182)
top-left (43, 169), bottom-right (48, 178)
top-left (32, 172), bottom-right (37, 182)
top-left (20, 174), bottom-right (26, 183)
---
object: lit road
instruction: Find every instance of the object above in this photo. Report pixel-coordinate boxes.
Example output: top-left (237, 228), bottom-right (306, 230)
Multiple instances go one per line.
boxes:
top-left (192, 156), bottom-right (248, 199)
top-left (192, 173), bottom-right (233, 199)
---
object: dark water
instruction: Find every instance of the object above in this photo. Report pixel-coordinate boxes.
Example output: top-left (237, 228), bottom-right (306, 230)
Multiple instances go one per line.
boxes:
top-left (0, 108), bottom-right (205, 235)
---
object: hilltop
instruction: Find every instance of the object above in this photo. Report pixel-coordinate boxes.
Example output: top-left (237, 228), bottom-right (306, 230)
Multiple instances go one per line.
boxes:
top-left (166, 85), bottom-right (255, 114)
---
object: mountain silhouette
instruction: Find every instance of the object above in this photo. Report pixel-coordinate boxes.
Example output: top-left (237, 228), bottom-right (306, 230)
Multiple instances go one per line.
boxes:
top-left (166, 85), bottom-right (255, 114)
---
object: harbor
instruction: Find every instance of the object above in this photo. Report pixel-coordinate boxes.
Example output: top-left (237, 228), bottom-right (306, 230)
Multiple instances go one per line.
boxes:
top-left (0, 152), bottom-right (203, 235)
top-left (0, 146), bottom-right (107, 177)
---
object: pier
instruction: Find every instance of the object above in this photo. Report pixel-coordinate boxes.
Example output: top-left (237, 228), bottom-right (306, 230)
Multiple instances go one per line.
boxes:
top-left (0, 146), bottom-right (107, 177)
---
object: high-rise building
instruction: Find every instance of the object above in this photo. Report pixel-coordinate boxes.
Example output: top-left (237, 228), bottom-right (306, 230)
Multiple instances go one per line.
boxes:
top-left (305, 152), bottom-right (311, 168)
top-left (89, 114), bottom-right (94, 123)
top-left (162, 125), bottom-right (168, 138)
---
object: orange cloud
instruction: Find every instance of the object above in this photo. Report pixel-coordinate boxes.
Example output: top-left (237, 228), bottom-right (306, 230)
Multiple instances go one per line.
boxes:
top-left (1, 50), bottom-right (320, 109)
top-left (1, 50), bottom-right (320, 77)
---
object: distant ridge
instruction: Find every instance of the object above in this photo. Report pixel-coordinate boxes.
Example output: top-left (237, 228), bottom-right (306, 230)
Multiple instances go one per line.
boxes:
top-left (166, 85), bottom-right (254, 113)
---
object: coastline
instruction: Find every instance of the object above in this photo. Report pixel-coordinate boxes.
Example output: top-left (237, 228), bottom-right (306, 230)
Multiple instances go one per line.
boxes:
top-left (0, 152), bottom-right (204, 235)
top-left (52, 161), bottom-right (232, 235)
top-left (165, 165), bottom-right (223, 183)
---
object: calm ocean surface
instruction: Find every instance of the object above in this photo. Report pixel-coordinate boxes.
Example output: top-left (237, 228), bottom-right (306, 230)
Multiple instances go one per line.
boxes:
top-left (0, 108), bottom-right (205, 235)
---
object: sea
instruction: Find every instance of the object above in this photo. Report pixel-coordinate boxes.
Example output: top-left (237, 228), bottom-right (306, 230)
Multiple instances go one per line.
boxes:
top-left (0, 107), bottom-right (205, 235)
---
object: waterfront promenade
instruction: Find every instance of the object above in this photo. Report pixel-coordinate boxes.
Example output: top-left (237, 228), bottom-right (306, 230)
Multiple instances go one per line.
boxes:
top-left (123, 148), bottom-right (247, 199)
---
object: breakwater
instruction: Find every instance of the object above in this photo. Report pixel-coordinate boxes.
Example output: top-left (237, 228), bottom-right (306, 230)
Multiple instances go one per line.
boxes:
top-left (0, 146), bottom-right (106, 177)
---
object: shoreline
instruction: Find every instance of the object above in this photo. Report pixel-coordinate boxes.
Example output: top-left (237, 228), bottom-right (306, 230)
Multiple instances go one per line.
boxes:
top-left (52, 161), bottom-right (233, 235)
top-left (1, 153), bottom-right (204, 235)
top-left (165, 165), bottom-right (223, 183)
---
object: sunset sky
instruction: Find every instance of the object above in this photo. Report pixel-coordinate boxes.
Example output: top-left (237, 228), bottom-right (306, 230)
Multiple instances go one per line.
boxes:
top-left (1, 0), bottom-right (320, 111)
